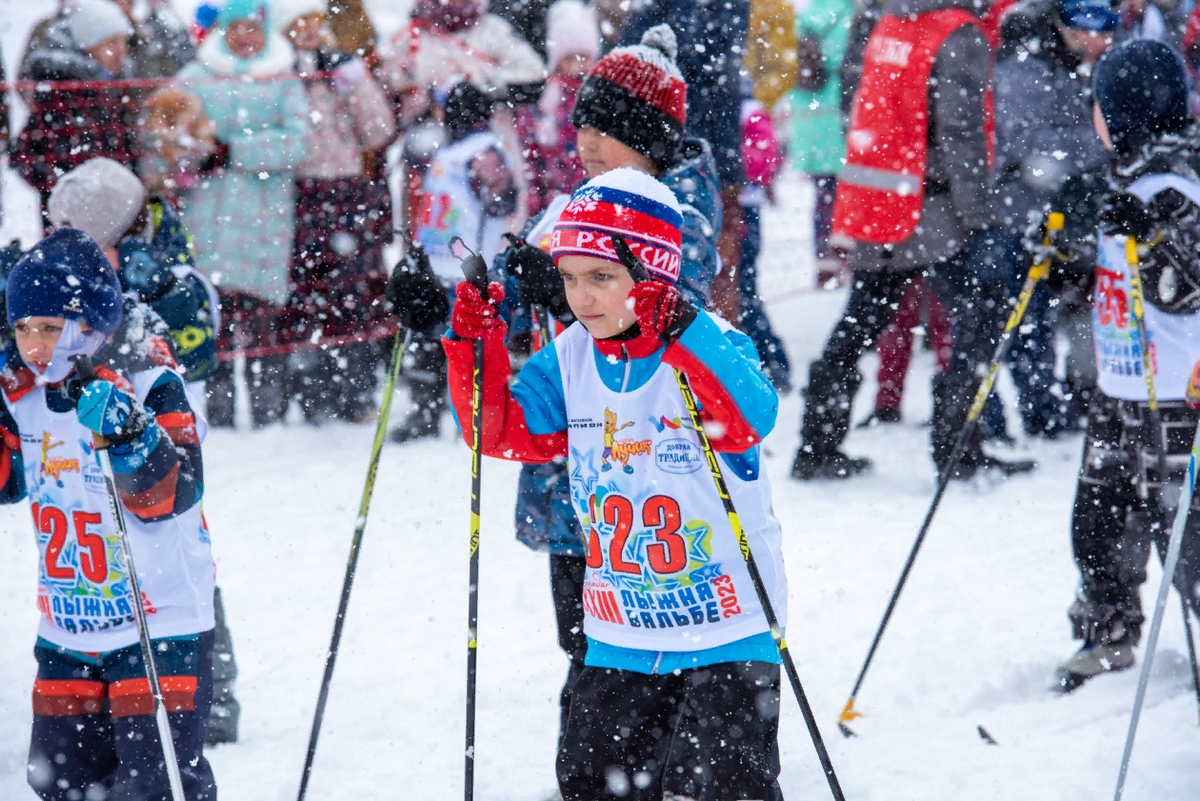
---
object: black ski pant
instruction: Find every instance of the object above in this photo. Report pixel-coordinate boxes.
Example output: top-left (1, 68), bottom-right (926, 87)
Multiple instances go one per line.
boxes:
top-left (290, 341), bottom-right (380, 423)
top-left (1069, 393), bottom-right (1200, 644)
top-left (557, 661), bottom-right (783, 801)
top-left (799, 250), bottom-right (1006, 468)
top-left (550, 553), bottom-right (587, 753)
top-left (207, 586), bottom-right (240, 744)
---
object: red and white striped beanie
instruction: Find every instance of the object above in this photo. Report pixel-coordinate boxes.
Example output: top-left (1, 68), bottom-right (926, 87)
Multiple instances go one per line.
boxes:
top-left (549, 167), bottom-right (684, 284)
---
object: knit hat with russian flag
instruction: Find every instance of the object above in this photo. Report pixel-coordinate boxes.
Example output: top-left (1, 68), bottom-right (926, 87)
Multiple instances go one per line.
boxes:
top-left (550, 168), bottom-right (683, 284)
top-left (571, 24), bottom-right (687, 171)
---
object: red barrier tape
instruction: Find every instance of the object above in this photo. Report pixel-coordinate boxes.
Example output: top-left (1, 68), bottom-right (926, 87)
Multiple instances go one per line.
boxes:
top-left (216, 324), bottom-right (399, 362)
top-left (0, 71), bottom-right (332, 93)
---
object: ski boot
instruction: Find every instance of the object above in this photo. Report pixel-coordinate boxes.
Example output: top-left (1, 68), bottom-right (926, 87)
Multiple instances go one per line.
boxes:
top-left (791, 447), bottom-right (872, 480)
top-left (1052, 637), bottom-right (1136, 693)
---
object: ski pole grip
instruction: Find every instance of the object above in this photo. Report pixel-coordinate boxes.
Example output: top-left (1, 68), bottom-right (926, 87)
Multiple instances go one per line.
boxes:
top-left (70, 353), bottom-right (97, 383)
top-left (450, 236), bottom-right (490, 302)
top-left (68, 355), bottom-right (110, 449)
top-left (612, 234), bottom-right (652, 283)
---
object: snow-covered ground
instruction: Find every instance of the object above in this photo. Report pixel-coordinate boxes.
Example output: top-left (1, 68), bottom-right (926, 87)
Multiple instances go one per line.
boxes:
top-left (3, 5), bottom-right (1200, 799)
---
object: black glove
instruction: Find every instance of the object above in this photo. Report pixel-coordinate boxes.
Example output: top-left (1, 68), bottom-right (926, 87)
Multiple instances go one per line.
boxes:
top-left (503, 234), bottom-right (570, 318)
top-left (386, 243), bottom-right (450, 331)
top-left (1099, 192), bottom-right (1157, 240)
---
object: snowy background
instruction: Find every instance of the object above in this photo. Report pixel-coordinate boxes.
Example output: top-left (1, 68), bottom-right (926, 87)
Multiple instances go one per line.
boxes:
top-left (3, 2), bottom-right (1200, 798)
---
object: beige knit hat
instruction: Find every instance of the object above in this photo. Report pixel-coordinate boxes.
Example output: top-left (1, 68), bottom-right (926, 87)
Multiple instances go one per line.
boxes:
top-left (49, 158), bottom-right (148, 248)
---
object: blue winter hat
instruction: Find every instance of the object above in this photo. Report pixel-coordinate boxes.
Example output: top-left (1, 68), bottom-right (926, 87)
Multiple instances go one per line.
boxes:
top-left (1057, 0), bottom-right (1119, 31)
top-left (1093, 39), bottom-right (1191, 156)
top-left (7, 230), bottom-right (124, 335)
top-left (218, 0), bottom-right (271, 29)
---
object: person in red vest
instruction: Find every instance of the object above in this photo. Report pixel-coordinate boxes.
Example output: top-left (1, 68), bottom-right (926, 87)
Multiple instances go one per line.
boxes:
top-left (791, 0), bottom-right (1037, 481)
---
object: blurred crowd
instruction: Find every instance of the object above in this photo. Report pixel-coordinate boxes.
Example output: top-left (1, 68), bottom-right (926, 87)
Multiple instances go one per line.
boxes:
top-left (0, 0), bottom-right (1198, 440)
top-left (0, 0), bottom-right (790, 433)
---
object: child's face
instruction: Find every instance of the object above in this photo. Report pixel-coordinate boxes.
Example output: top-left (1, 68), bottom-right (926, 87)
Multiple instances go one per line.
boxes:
top-left (14, 316), bottom-right (81, 371)
top-left (225, 20), bottom-right (267, 59)
top-left (89, 34), bottom-right (127, 74)
top-left (559, 255), bottom-right (636, 339)
top-left (554, 52), bottom-right (595, 79)
top-left (286, 13), bottom-right (324, 51)
top-left (575, 127), bottom-right (656, 179)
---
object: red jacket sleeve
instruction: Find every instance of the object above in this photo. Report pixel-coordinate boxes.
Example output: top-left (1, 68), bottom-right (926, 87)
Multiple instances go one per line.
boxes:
top-left (444, 332), bottom-right (568, 463)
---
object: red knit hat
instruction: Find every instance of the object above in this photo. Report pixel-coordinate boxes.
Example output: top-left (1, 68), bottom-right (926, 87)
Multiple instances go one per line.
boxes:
top-left (572, 25), bottom-right (688, 169)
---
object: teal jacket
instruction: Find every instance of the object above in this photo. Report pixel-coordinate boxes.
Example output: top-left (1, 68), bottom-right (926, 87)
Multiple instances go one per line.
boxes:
top-left (789, 0), bottom-right (854, 176)
top-left (177, 32), bottom-right (307, 305)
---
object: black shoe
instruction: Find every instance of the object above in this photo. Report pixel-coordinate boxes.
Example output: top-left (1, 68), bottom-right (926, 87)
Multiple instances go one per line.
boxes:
top-left (791, 448), bottom-right (872, 480)
top-left (205, 699), bottom-right (240, 745)
top-left (857, 408), bottom-right (901, 428)
top-left (944, 453), bottom-right (1037, 482)
top-left (389, 409), bottom-right (440, 444)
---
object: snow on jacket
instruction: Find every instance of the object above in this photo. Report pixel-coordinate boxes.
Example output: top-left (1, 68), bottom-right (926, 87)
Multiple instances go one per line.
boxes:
top-left (11, 18), bottom-right (140, 194)
top-left (849, 0), bottom-right (994, 271)
top-left (443, 310), bottom-right (783, 658)
top-left (659, 139), bottom-right (723, 308)
top-left (121, 199), bottom-right (220, 383)
top-left (176, 31), bottom-right (308, 305)
top-left (789, 0), bottom-right (855, 176)
top-left (992, 0), bottom-right (1110, 232)
top-left (620, 0), bottom-right (750, 188)
top-left (1109, 122), bottom-right (1200, 301)
top-left (0, 300), bottom-right (214, 651)
top-left (294, 49), bottom-right (396, 180)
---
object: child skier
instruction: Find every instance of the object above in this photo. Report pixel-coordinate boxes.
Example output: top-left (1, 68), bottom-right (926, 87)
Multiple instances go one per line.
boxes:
top-left (443, 168), bottom-right (786, 800)
top-left (492, 22), bottom-right (722, 759)
top-left (1054, 39), bottom-right (1200, 691)
top-left (391, 78), bottom-right (517, 444)
top-left (46, 157), bottom-right (240, 742)
top-left (2, 229), bottom-right (218, 799)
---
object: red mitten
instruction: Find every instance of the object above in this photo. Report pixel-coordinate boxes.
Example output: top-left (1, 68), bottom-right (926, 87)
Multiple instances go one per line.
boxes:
top-left (629, 280), bottom-right (698, 347)
top-left (451, 281), bottom-right (507, 340)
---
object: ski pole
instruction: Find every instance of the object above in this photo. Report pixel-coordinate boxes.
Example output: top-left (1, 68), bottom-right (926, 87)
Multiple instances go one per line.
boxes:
top-left (296, 327), bottom-right (413, 801)
top-left (451, 237), bottom-right (489, 801)
top-left (1123, 235), bottom-right (1200, 724)
top-left (611, 235), bottom-right (846, 801)
top-left (838, 212), bottom-right (1064, 737)
top-left (1113, 422), bottom-right (1200, 801)
top-left (69, 355), bottom-right (186, 801)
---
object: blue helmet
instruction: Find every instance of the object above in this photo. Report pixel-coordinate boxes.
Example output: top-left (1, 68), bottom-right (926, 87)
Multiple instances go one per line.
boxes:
top-left (7, 229), bottom-right (124, 335)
